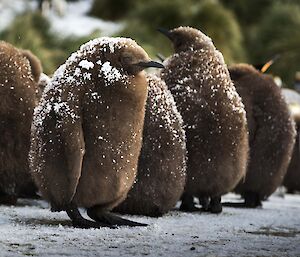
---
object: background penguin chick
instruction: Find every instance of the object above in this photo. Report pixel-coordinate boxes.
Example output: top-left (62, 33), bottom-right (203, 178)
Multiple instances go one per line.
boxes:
top-left (114, 74), bottom-right (187, 217)
top-left (282, 88), bottom-right (300, 193)
top-left (29, 37), bottom-right (164, 228)
top-left (0, 41), bottom-right (42, 204)
top-left (229, 64), bottom-right (296, 207)
top-left (159, 26), bottom-right (249, 214)
top-left (20, 50), bottom-right (43, 83)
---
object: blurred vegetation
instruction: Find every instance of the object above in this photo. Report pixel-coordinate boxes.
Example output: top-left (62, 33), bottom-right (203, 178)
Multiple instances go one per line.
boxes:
top-left (221, 0), bottom-right (300, 86)
top-left (1, 0), bottom-right (300, 87)
top-left (188, 0), bottom-right (246, 63)
top-left (120, 0), bottom-right (189, 59)
top-left (117, 0), bottom-right (246, 64)
top-left (250, 2), bottom-right (300, 86)
top-left (89, 0), bottom-right (136, 21)
top-left (0, 12), bottom-right (98, 75)
top-left (221, 0), bottom-right (274, 27)
top-left (90, 0), bottom-right (300, 87)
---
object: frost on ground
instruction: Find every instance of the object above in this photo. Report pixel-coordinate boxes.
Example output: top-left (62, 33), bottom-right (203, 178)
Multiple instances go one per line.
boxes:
top-left (0, 193), bottom-right (299, 257)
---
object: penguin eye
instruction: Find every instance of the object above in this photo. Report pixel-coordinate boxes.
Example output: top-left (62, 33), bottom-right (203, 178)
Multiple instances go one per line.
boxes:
top-left (175, 39), bottom-right (184, 48)
top-left (121, 55), bottom-right (133, 64)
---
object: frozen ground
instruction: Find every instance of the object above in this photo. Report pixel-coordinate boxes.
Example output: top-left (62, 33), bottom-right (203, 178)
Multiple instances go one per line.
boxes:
top-left (0, 193), bottom-right (299, 257)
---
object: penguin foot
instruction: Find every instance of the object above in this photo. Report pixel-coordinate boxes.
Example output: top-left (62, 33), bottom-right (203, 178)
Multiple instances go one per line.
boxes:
top-left (223, 192), bottom-right (262, 208)
top-left (66, 205), bottom-right (114, 229)
top-left (0, 194), bottom-right (17, 205)
top-left (179, 203), bottom-right (201, 212)
top-left (222, 202), bottom-right (262, 208)
top-left (199, 196), bottom-right (210, 211)
top-left (87, 208), bottom-right (147, 227)
top-left (208, 196), bottom-right (222, 214)
top-left (287, 189), bottom-right (295, 194)
top-left (72, 218), bottom-right (114, 229)
top-left (180, 193), bottom-right (201, 212)
top-left (244, 194), bottom-right (262, 208)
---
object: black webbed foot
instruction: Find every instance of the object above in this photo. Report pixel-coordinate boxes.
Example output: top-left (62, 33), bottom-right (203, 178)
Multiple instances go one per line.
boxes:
top-left (244, 192), bottom-right (262, 208)
top-left (222, 192), bottom-right (262, 208)
top-left (66, 205), bottom-right (115, 229)
top-left (0, 194), bottom-right (17, 205)
top-left (179, 193), bottom-right (201, 212)
top-left (87, 207), bottom-right (147, 227)
top-left (199, 196), bottom-right (210, 212)
top-left (208, 196), bottom-right (222, 214)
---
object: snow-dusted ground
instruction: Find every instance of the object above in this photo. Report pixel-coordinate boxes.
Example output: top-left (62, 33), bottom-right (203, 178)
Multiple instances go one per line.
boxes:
top-left (0, 0), bottom-right (122, 36)
top-left (0, 193), bottom-right (299, 257)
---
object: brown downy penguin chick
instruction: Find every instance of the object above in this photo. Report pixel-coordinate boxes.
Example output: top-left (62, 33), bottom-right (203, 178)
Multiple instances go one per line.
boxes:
top-left (282, 88), bottom-right (300, 193)
top-left (29, 37), bottom-right (164, 228)
top-left (114, 74), bottom-right (187, 217)
top-left (228, 64), bottom-right (296, 207)
top-left (159, 27), bottom-right (249, 213)
top-left (0, 41), bottom-right (42, 204)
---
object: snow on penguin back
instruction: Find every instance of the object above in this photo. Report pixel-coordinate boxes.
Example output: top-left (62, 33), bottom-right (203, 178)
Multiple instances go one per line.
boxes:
top-left (32, 37), bottom-right (152, 136)
top-left (159, 26), bottom-right (249, 213)
top-left (44, 37), bottom-right (143, 94)
top-left (29, 37), bottom-right (162, 225)
top-left (114, 74), bottom-right (187, 216)
top-left (160, 26), bottom-right (246, 124)
top-left (146, 74), bottom-right (186, 146)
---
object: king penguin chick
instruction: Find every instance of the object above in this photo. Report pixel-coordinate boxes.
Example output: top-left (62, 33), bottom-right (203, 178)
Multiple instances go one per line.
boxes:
top-left (114, 74), bottom-right (187, 217)
top-left (159, 27), bottom-right (249, 213)
top-left (0, 41), bottom-right (42, 204)
top-left (29, 37), bottom-right (164, 228)
top-left (228, 64), bottom-right (296, 207)
top-left (282, 88), bottom-right (300, 193)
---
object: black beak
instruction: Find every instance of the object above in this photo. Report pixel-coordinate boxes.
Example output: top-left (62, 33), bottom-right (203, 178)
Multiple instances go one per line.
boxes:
top-left (136, 60), bottom-right (164, 69)
top-left (157, 27), bottom-right (173, 40)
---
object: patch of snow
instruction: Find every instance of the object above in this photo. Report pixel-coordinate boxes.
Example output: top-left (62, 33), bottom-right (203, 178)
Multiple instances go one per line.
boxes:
top-left (38, 73), bottom-right (51, 87)
top-left (146, 74), bottom-right (185, 145)
top-left (100, 61), bottom-right (123, 86)
top-left (78, 60), bottom-right (94, 70)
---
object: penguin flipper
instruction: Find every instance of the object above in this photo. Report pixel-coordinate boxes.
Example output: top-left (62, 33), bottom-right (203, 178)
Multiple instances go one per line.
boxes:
top-left (57, 118), bottom-right (85, 207)
top-left (34, 109), bottom-right (85, 210)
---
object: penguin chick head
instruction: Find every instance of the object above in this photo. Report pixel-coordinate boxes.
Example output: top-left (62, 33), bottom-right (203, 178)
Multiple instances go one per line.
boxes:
top-left (158, 26), bottom-right (213, 53)
top-left (229, 63), bottom-right (257, 80)
top-left (20, 50), bottom-right (43, 83)
top-left (98, 38), bottom-right (164, 76)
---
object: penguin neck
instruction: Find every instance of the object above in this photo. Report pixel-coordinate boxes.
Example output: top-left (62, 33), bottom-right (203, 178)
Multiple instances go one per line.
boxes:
top-left (174, 42), bottom-right (213, 55)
